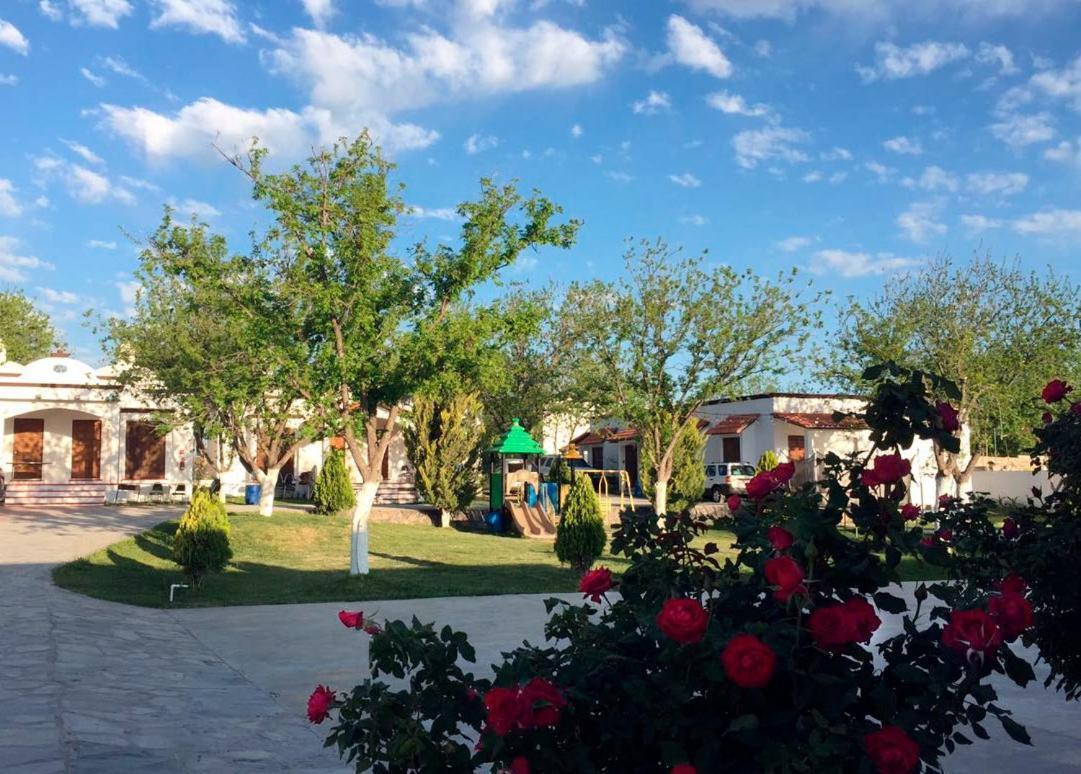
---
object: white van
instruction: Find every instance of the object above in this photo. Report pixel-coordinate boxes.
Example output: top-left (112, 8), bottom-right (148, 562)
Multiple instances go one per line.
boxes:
top-left (703, 462), bottom-right (757, 502)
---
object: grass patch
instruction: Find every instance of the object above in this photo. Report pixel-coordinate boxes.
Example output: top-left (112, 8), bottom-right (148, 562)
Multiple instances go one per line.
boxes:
top-left (52, 511), bottom-right (946, 609)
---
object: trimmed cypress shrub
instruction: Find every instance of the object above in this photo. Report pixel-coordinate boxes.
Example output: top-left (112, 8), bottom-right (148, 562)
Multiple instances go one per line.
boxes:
top-left (313, 449), bottom-right (356, 515)
top-left (757, 450), bottom-right (779, 473)
top-left (555, 474), bottom-right (607, 574)
top-left (172, 488), bottom-right (233, 588)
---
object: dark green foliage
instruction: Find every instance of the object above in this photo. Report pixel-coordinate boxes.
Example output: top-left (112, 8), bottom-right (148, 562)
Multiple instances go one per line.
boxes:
top-left (756, 450), bottom-right (778, 472)
top-left (313, 450), bottom-right (356, 515)
top-left (0, 290), bottom-right (62, 363)
top-left (554, 474), bottom-right (606, 574)
top-left (172, 488), bottom-right (232, 587)
top-left (403, 393), bottom-right (484, 515)
top-left (640, 419), bottom-right (706, 512)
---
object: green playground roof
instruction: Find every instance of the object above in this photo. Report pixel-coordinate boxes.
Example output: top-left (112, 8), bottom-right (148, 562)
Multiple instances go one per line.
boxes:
top-left (489, 418), bottom-right (546, 455)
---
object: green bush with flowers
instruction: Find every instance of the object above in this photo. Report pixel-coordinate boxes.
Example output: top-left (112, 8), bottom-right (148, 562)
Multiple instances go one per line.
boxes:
top-left (305, 363), bottom-right (1046, 773)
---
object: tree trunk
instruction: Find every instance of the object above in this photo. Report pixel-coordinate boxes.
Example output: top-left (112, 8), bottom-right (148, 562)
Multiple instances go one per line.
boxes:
top-left (654, 478), bottom-right (668, 516)
top-left (350, 480), bottom-right (380, 576)
top-left (255, 465), bottom-right (280, 517)
top-left (439, 508), bottom-right (452, 529)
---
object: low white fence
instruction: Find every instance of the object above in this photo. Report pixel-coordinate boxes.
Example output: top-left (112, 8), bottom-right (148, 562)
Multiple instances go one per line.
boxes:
top-left (970, 469), bottom-right (1052, 502)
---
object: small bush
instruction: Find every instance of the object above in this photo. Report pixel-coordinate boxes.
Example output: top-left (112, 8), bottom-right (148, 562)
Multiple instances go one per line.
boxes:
top-left (640, 418), bottom-right (706, 512)
top-left (757, 449), bottom-right (778, 472)
top-left (554, 474), bottom-right (606, 574)
top-left (172, 488), bottom-right (232, 588)
top-left (313, 450), bottom-right (356, 515)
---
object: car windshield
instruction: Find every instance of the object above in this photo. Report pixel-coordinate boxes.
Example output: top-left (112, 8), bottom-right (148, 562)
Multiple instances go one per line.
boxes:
top-left (735, 464), bottom-right (756, 476)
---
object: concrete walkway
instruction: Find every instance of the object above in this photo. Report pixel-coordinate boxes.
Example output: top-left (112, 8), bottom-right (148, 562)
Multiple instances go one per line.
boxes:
top-left (3, 504), bottom-right (1081, 772)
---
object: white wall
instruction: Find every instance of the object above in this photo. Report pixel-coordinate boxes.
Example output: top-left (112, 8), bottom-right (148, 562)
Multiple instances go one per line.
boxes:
top-left (971, 469), bottom-right (1052, 502)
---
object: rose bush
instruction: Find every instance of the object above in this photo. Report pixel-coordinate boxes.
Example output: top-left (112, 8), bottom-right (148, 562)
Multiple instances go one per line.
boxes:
top-left (312, 363), bottom-right (1040, 772)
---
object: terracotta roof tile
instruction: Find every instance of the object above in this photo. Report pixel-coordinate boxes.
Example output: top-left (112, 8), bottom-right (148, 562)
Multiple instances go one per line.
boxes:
top-left (772, 412), bottom-right (867, 430)
top-left (705, 414), bottom-right (760, 436)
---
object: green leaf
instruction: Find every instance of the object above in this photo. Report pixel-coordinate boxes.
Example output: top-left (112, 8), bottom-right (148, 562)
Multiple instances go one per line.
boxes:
top-left (998, 715), bottom-right (1032, 746)
top-left (873, 591), bottom-right (908, 614)
top-left (1001, 647), bottom-right (1036, 687)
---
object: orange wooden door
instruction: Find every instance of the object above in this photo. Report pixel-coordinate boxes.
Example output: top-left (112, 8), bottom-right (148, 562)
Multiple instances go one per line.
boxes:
top-left (71, 419), bottom-right (102, 480)
top-left (13, 418), bottom-right (44, 480)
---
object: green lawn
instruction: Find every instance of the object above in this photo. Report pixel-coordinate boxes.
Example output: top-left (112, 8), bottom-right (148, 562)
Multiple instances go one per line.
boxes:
top-left (52, 511), bottom-right (945, 608)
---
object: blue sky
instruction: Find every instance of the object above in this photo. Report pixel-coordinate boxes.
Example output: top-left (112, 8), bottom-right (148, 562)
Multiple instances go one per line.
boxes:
top-left (1, 0), bottom-right (1080, 363)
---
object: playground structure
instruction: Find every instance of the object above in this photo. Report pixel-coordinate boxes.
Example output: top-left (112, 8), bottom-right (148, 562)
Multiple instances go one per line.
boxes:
top-left (574, 467), bottom-right (634, 513)
top-left (487, 419), bottom-right (557, 538)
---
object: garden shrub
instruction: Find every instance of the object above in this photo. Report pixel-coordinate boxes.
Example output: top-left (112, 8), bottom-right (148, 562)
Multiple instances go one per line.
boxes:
top-left (756, 449), bottom-right (779, 472)
top-left (640, 418), bottom-right (707, 511)
top-left (172, 488), bottom-right (232, 588)
top-left (403, 393), bottom-right (484, 520)
top-left (313, 449), bottom-right (356, 515)
top-left (309, 363), bottom-right (1042, 773)
top-left (554, 473), bottom-right (606, 574)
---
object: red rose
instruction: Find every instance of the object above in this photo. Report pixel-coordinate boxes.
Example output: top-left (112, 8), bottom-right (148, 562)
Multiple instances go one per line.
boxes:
top-left (509, 756), bottom-right (530, 774)
top-left (578, 567), bottom-right (614, 602)
top-left (671, 765), bottom-right (698, 774)
top-left (997, 573), bottom-right (1028, 595)
top-left (989, 592), bottom-right (1034, 642)
top-left (726, 494), bottom-right (742, 511)
top-left (518, 677), bottom-right (566, 728)
top-left (919, 536), bottom-right (935, 548)
top-left (864, 725), bottom-right (920, 774)
top-left (865, 455), bottom-right (911, 486)
top-left (772, 461), bottom-right (796, 483)
top-left (900, 504), bottom-right (920, 521)
top-left (845, 596), bottom-right (883, 642)
top-left (938, 493), bottom-right (956, 509)
top-left (721, 633), bottom-right (777, 688)
top-left (936, 528), bottom-right (953, 543)
top-left (338, 610), bottom-right (364, 629)
top-left (767, 525), bottom-right (794, 551)
top-left (1042, 379), bottom-right (1072, 403)
top-left (1001, 517), bottom-right (1019, 539)
top-left (746, 471), bottom-right (780, 500)
top-left (764, 556), bottom-right (805, 603)
top-left (936, 401), bottom-right (960, 433)
top-left (484, 687), bottom-right (523, 736)
top-left (808, 604), bottom-right (859, 651)
top-left (362, 623), bottom-right (382, 635)
top-left (1042, 411), bottom-right (1053, 424)
top-left (307, 685), bottom-right (335, 724)
top-left (657, 598), bottom-right (709, 645)
top-left (942, 609), bottom-right (1003, 662)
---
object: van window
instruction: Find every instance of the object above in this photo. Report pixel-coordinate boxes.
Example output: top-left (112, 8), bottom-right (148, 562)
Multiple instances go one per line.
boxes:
top-left (736, 464), bottom-right (756, 477)
top-left (705, 465), bottom-right (716, 476)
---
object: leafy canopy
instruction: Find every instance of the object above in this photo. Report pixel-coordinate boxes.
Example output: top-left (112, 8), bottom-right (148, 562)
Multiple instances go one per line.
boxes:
top-left (0, 290), bottom-right (62, 362)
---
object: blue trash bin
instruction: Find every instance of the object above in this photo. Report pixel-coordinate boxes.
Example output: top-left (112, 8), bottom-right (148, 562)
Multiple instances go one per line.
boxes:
top-left (485, 511), bottom-right (503, 533)
top-left (244, 483), bottom-right (261, 505)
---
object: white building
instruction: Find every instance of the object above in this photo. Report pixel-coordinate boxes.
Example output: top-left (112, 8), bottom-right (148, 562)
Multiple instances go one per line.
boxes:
top-left (0, 351), bottom-right (194, 505)
top-left (572, 392), bottom-right (940, 507)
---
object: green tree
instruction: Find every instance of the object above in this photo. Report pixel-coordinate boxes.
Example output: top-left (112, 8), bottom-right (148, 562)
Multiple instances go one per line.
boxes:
top-left (640, 418), bottom-right (706, 513)
top-left (826, 255), bottom-right (1081, 495)
top-left (172, 488), bottom-right (233, 588)
top-left (757, 450), bottom-right (779, 473)
top-left (404, 393), bottom-right (485, 526)
top-left (103, 216), bottom-right (320, 516)
top-left (554, 474), bottom-right (607, 574)
top-left (0, 290), bottom-right (62, 362)
top-left (313, 449), bottom-right (356, 515)
top-left (223, 133), bottom-right (578, 574)
top-left (566, 240), bottom-right (816, 515)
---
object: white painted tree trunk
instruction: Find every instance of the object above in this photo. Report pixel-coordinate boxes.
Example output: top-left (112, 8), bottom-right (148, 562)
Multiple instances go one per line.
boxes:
top-left (654, 478), bottom-right (668, 516)
top-left (256, 465), bottom-right (281, 517)
top-left (350, 480), bottom-right (380, 576)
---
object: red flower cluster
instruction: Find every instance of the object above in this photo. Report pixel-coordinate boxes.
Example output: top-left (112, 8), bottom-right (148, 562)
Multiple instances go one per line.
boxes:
top-left (339, 609), bottom-right (381, 635)
top-left (997, 573), bottom-right (1028, 595)
top-left (899, 504), bottom-right (920, 521)
top-left (767, 525), bottom-right (794, 551)
top-left (1042, 379), bottom-right (1072, 403)
top-left (670, 765), bottom-right (697, 774)
top-left (484, 677), bottom-right (567, 736)
top-left (863, 725), bottom-right (920, 774)
top-left (726, 494), bottom-right (742, 512)
top-left (989, 592), bottom-right (1034, 642)
top-left (307, 685), bottom-right (335, 724)
top-left (745, 462), bottom-right (796, 500)
top-left (721, 634), bottom-right (777, 688)
top-left (860, 455), bottom-right (912, 488)
top-left (764, 556), bottom-right (805, 603)
top-left (936, 401), bottom-right (960, 433)
top-left (941, 609), bottom-right (1003, 662)
top-left (657, 598), bottom-right (709, 645)
top-left (508, 756), bottom-right (530, 774)
top-left (578, 567), bottom-right (615, 602)
top-left (1001, 517), bottom-right (1019, 539)
top-left (807, 597), bottom-right (882, 651)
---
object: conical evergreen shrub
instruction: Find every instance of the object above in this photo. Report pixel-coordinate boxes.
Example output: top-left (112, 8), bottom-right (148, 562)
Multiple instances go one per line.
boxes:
top-left (172, 488), bottom-right (233, 588)
top-left (313, 449), bottom-right (356, 515)
top-left (555, 474), bottom-right (607, 574)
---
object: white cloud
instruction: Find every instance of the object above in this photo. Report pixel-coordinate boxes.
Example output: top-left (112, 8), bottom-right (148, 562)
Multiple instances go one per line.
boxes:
top-left (570, 123), bottom-right (583, 138)
top-left (632, 90), bottom-right (671, 114)
top-left (464, 133), bottom-right (498, 154)
top-left (87, 239), bottom-right (118, 249)
top-left (0, 236), bottom-right (53, 283)
top-left (666, 15), bottom-right (732, 79)
top-left (681, 0), bottom-right (1078, 21)
top-left (705, 90), bottom-right (771, 118)
top-left (989, 111), bottom-right (1055, 147)
top-left (1044, 138), bottom-right (1081, 166)
top-left (62, 139), bottom-right (105, 165)
top-left (754, 39), bottom-right (771, 57)
top-left (810, 249), bottom-right (920, 278)
top-left (820, 146), bottom-right (852, 161)
top-left (680, 214), bottom-right (708, 226)
top-left (802, 170), bottom-right (822, 182)
top-left (901, 165), bottom-right (958, 192)
top-left (960, 214), bottom-right (1002, 233)
top-left (976, 42), bottom-right (1017, 75)
top-left (66, 0), bottom-right (134, 28)
top-left (0, 180), bottom-right (22, 217)
top-left (80, 67), bottom-right (106, 87)
top-left (36, 287), bottom-right (79, 304)
top-left (169, 197), bottom-right (220, 219)
top-left (0, 74), bottom-right (16, 86)
top-left (408, 205), bottom-right (461, 221)
top-left (732, 126), bottom-right (809, 169)
top-left (966, 171), bottom-right (1028, 196)
top-left (39, 1), bottom-right (63, 21)
top-left (669, 172), bottom-right (702, 187)
top-left (34, 155), bottom-right (134, 205)
top-left (1029, 53), bottom-right (1081, 112)
top-left (34, 195), bottom-right (49, 208)
top-left (150, 0), bottom-right (245, 44)
top-left (776, 235), bottom-right (813, 252)
top-left (0, 20), bottom-right (30, 55)
top-left (828, 171), bottom-right (848, 184)
top-left (858, 41), bottom-right (969, 82)
top-left (116, 280), bottom-right (140, 307)
top-left (1011, 209), bottom-right (1081, 238)
top-left (101, 55), bottom-right (143, 80)
top-left (301, 0), bottom-right (335, 27)
top-left (883, 135), bottom-right (922, 155)
top-left (897, 201), bottom-right (946, 243)
top-left (605, 170), bottom-right (633, 183)
top-left (119, 175), bottom-right (160, 191)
